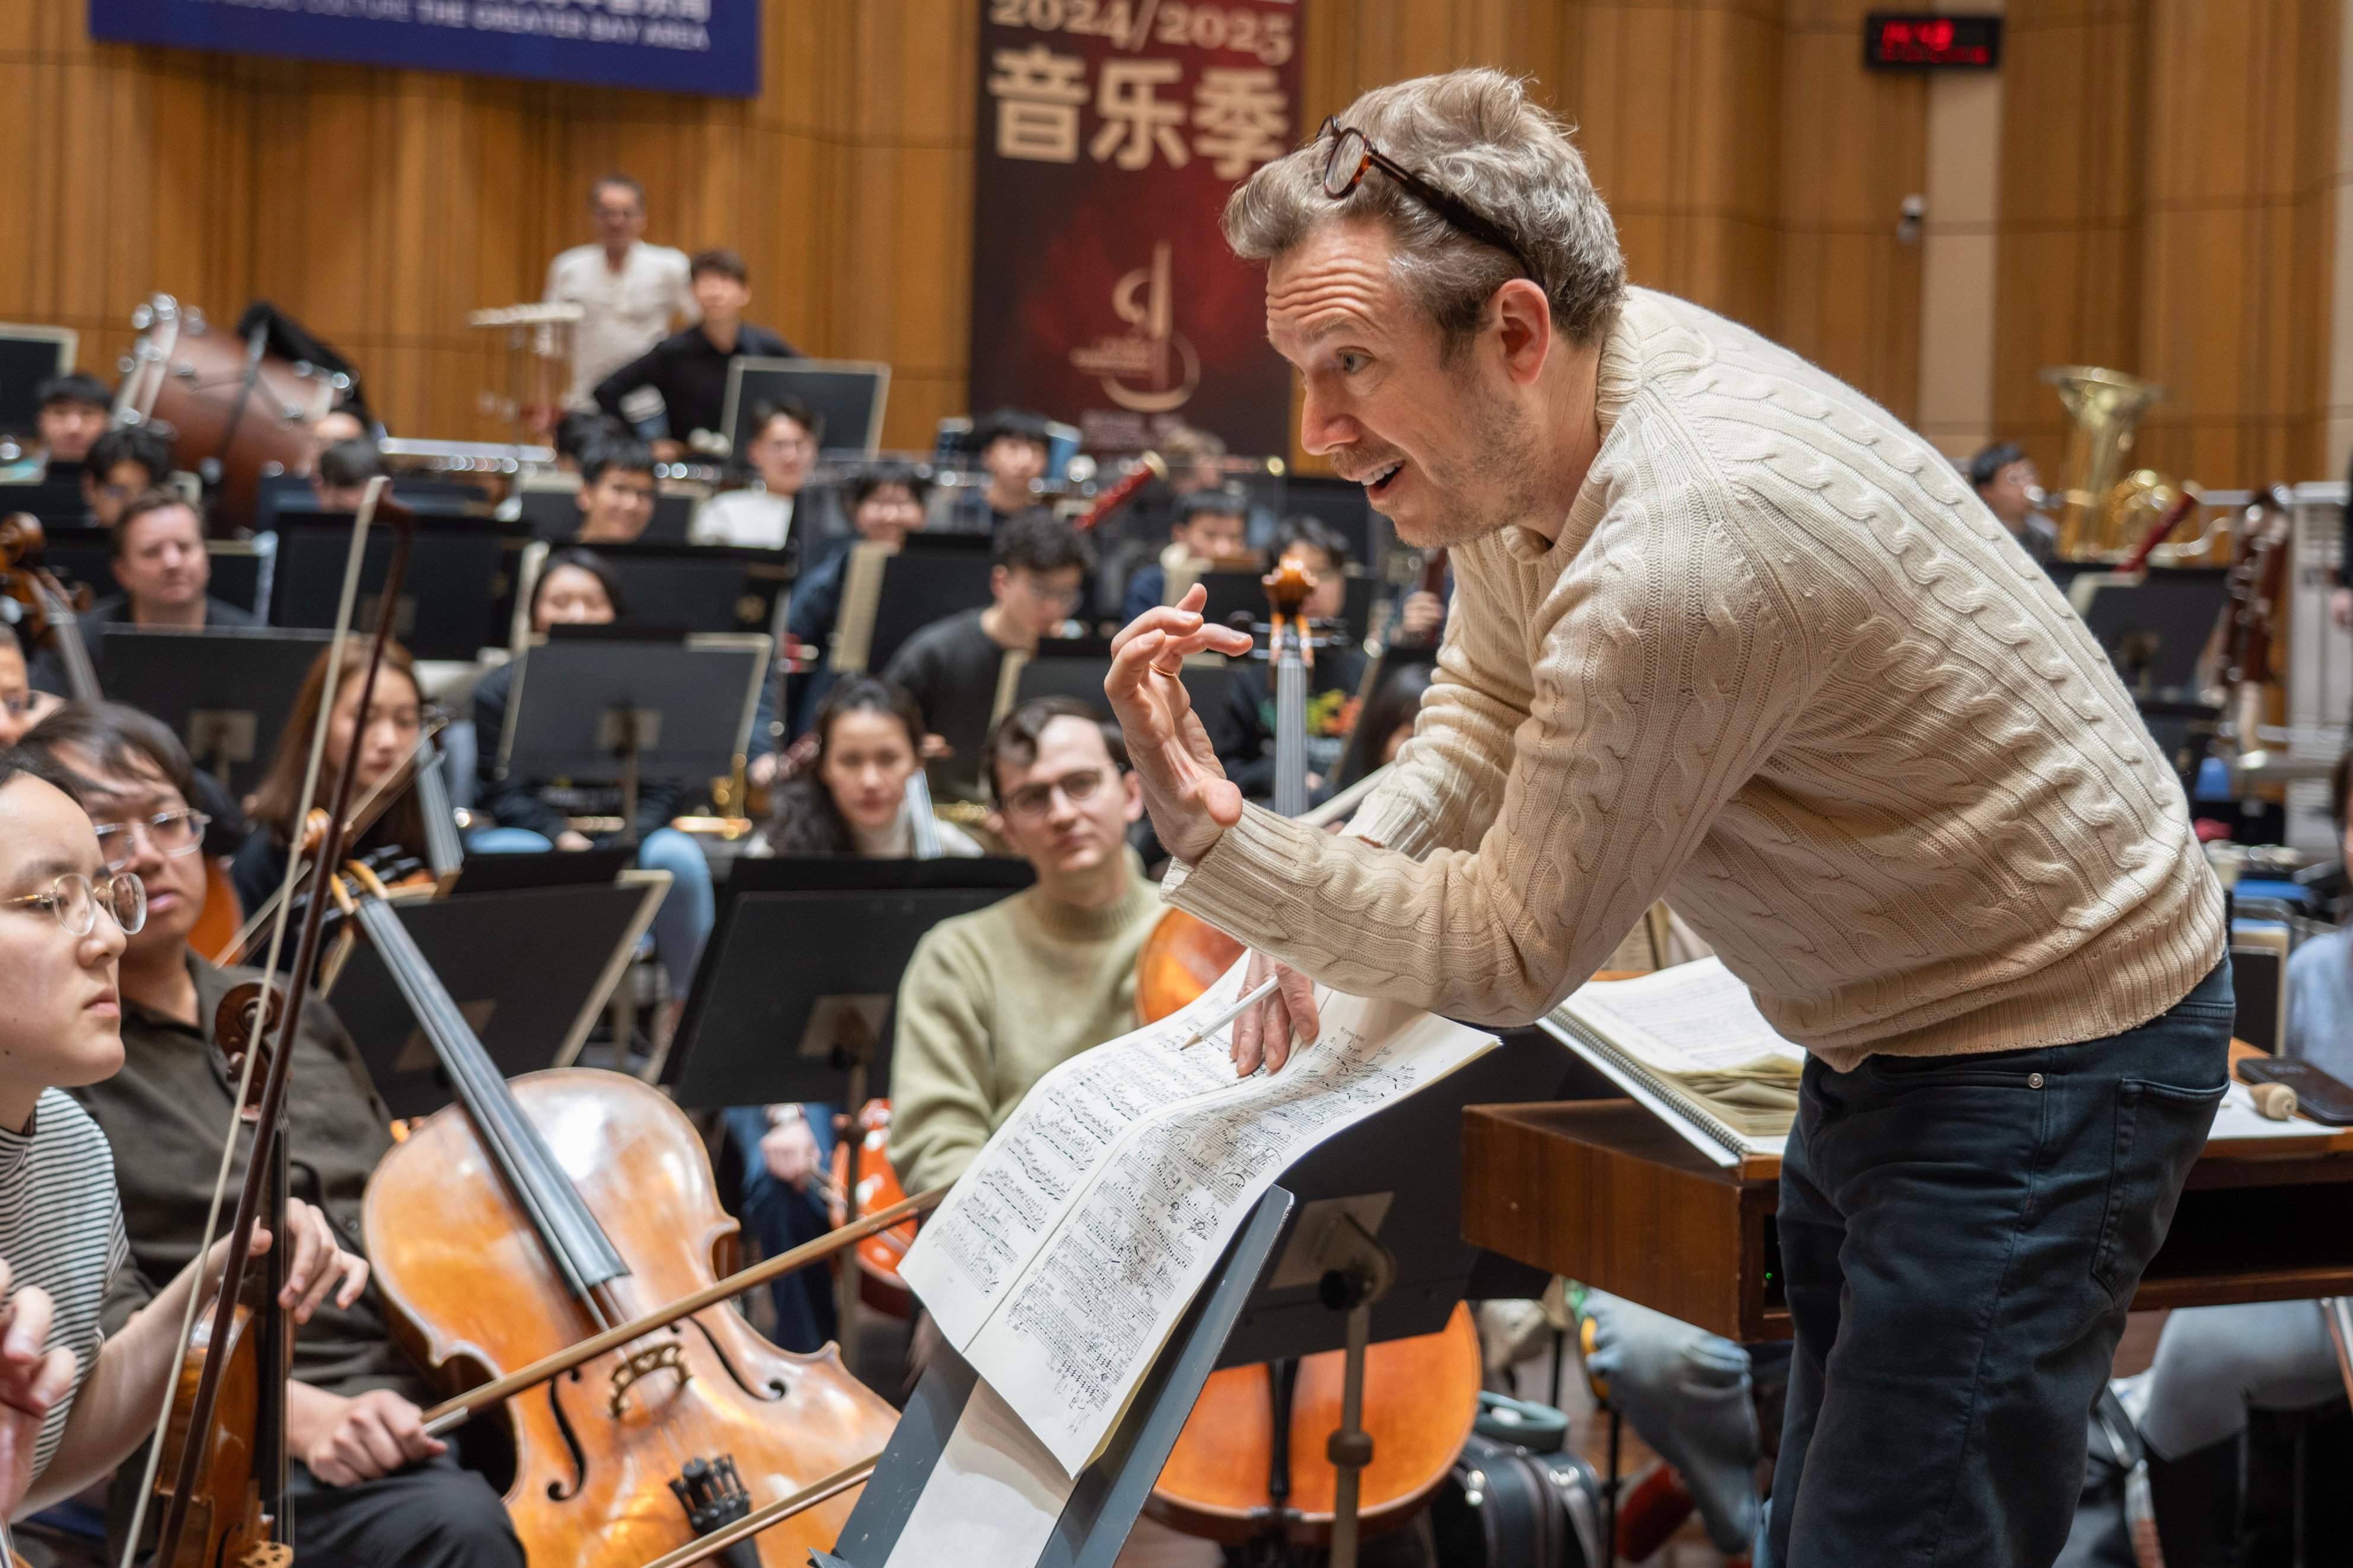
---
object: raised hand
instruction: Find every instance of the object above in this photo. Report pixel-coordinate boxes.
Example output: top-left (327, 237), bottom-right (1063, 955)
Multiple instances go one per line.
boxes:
top-left (1104, 585), bottom-right (1254, 864)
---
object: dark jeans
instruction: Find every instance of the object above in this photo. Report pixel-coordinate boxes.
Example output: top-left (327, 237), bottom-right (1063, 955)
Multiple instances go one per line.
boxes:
top-left (285, 1452), bottom-right (524, 1568)
top-left (723, 1105), bottom-right (838, 1353)
top-left (1762, 960), bottom-right (2233, 1567)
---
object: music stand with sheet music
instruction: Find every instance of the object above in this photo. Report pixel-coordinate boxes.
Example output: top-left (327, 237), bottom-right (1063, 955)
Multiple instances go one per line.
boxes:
top-left (100, 625), bottom-right (336, 797)
top-left (321, 877), bottom-right (668, 1119)
top-left (270, 508), bottom-right (509, 660)
top-left (494, 628), bottom-right (770, 839)
top-left (662, 854), bottom-right (1033, 1365)
top-left (811, 1023), bottom-right (1566, 1568)
top-left (815, 1191), bottom-right (1295, 1568)
top-left (828, 535), bottom-right (996, 675)
top-left (721, 357), bottom-right (889, 459)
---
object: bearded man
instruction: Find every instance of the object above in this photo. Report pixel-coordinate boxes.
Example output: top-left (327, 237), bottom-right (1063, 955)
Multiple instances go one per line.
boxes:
top-left (1107, 68), bottom-right (2228, 1567)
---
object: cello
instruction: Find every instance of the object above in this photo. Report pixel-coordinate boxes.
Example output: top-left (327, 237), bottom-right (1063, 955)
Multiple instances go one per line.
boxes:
top-left (349, 857), bottom-right (900, 1567)
top-left (1136, 561), bottom-right (1481, 1559)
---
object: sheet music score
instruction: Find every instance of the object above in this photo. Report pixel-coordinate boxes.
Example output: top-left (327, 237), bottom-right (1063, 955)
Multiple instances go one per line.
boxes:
top-left (898, 962), bottom-right (1496, 1477)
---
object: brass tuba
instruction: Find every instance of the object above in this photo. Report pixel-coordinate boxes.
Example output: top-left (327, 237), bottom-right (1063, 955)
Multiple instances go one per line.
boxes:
top-left (2041, 365), bottom-right (2169, 559)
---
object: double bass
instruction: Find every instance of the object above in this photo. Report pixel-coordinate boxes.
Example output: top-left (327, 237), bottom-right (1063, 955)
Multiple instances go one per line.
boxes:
top-left (1136, 560), bottom-right (1481, 1559)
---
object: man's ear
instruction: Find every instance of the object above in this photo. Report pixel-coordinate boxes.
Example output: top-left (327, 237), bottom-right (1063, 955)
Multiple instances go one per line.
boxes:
top-left (110, 555), bottom-right (130, 594)
top-left (1491, 277), bottom-right (1554, 388)
top-left (1120, 768), bottom-right (1144, 825)
top-left (989, 564), bottom-right (1010, 601)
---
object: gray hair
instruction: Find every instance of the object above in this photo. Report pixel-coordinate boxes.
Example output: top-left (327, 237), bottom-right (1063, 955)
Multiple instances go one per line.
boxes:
top-left (1223, 69), bottom-right (1625, 352)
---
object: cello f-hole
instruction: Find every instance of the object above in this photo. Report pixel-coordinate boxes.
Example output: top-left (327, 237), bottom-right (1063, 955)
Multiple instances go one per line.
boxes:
top-left (680, 1314), bottom-right (787, 1404)
top-left (544, 1372), bottom-right (589, 1502)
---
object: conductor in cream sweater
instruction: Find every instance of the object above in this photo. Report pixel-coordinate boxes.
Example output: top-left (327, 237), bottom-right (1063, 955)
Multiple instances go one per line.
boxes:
top-left (1107, 70), bottom-right (2230, 1568)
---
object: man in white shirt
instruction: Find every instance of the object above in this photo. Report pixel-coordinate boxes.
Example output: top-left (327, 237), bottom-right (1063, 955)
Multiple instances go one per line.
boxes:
top-left (543, 174), bottom-right (696, 410)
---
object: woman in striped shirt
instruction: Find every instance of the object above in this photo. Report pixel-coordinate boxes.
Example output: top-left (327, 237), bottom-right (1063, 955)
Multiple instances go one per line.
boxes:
top-left (0, 746), bottom-right (365, 1524)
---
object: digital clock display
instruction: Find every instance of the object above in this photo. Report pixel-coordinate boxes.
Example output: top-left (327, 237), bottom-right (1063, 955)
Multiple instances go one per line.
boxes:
top-left (1864, 13), bottom-right (2002, 69)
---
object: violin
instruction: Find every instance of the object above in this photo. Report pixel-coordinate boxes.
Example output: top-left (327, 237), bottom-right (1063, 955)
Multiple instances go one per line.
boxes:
top-left (346, 848), bottom-right (900, 1567)
top-left (0, 513), bottom-right (99, 704)
top-left (133, 488), bottom-right (412, 1568)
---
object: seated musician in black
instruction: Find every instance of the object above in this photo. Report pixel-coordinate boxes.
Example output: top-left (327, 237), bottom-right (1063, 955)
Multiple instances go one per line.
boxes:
top-left (81, 424), bottom-right (172, 529)
top-left (880, 510), bottom-right (1092, 806)
top-left (780, 462), bottom-right (931, 737)
top-left (232, 635), bottom-right (429, 918)
top-left (30, 493), bottom-right (256, 696)
top-left (33, 373), bottom-right (111, 482)
top-left (470, 547), bottom-right (714, 999)
top-left (19, 702), bottom-right (524, 1568)
top-left (1216, 516), bottom-right (1368, 804)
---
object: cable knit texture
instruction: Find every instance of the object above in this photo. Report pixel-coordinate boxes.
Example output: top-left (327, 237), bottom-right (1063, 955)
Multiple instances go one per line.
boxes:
top-left (1165, 288), bottom-right (2224, 1072)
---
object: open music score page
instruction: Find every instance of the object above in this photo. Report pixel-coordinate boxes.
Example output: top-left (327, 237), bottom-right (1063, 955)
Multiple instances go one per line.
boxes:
top-left (896, 962), bottom-right (1497, 1478)
top-left (1543, 959), bottom-right (1806, 1167)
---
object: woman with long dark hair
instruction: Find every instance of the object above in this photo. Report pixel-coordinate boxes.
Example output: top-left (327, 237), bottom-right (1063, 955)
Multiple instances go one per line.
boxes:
top-left (757, 676), bottom-right (981, 858)
top-left (733, 674), bottom-right (979, 1354)
top-left (233, 635), bottom-right (428, 915)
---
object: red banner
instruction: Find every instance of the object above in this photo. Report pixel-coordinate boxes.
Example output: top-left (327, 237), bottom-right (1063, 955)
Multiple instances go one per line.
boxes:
top-left (968, 0), bottom-right (1305, 456)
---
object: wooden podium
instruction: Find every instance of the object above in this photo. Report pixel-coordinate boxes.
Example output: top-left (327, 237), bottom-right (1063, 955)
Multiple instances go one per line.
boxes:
top-left (1462, 1100), bottom-right (2353, 1343)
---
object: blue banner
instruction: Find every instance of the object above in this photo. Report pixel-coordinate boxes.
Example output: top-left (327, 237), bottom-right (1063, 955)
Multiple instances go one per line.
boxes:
top-left (89, 0), bottom-right (760, 97)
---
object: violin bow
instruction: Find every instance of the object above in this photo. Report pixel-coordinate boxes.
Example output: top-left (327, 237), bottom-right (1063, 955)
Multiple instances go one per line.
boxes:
top-left (120, 478), bottom-right (413, 1568)
top-left (211, 711), bottom-right (451, 967)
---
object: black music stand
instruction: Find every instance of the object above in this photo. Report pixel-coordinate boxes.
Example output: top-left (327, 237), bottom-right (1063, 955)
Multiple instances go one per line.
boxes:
top-left (537, 540), bottom-right (793, 637)
top-left (495, 630), bottom-right (770, 840)
top-left (270, 507), bottom-right (509, 660)
top-left (2070, 566), bottom-right (2233, 703)
top-left (0, 478), bottom-right (88, 528)
top-left (662, 855), bottom-right (1032, 1368)
top-left (324, 881), bottom-right (665, 1119)
top-left (1003, 652), bottom-right (1233, 750)
top-left (100, 625), bottom-right (336, 796)
top-left (817, 1024), bottom-right (1560, 1567)
top-left (834, 535), bottom-right (995, 675)
top-left (0, 325), bottom-right (74, 436)
top-left (814, 1190), bottom-right (1295, 1568)
top-left (720, 357), bottom-right (889, 459)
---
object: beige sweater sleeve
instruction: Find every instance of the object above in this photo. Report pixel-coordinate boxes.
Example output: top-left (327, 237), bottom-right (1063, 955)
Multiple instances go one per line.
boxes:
top-left (884, 927), bottom-right (997, 1196)
top-left (1348, 543), bottom-right (1532, 859)
top-left (1167, 483), bottom-right (1816, 1028)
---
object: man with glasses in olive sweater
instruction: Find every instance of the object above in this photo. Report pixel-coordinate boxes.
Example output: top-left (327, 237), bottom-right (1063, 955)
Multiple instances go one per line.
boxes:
top-left (887, 699), bottom-right (1161, 1200)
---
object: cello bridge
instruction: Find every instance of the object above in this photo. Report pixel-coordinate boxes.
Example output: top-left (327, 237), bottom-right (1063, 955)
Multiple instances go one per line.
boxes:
top-left (608, 1339), bottom-right (691, 1416)
top-left (235, 1545), bottom-right (295, 1568)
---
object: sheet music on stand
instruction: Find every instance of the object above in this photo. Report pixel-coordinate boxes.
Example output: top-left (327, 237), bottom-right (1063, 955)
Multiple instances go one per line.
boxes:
top-left (897, 962), bottom-right (1496, 1477)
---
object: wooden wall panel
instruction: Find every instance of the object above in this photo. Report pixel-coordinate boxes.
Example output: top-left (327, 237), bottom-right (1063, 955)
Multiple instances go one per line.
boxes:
top-left (1995, 0), bottom-right (2338, 493)
top-left (0, 0), bottom-right (2333, 491)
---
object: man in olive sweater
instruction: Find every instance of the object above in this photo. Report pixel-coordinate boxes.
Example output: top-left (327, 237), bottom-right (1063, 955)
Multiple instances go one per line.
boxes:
top-left (887, 698), bottom-right (1164, 1197)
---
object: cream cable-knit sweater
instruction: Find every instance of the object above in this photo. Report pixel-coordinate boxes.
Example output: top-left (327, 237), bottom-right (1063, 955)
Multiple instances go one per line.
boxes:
top-left (1166, 289), bottom-right (2224, 1072)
